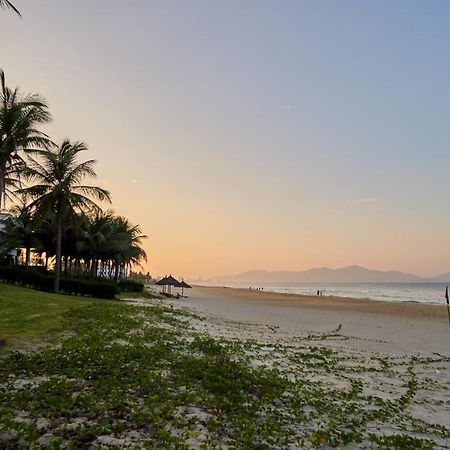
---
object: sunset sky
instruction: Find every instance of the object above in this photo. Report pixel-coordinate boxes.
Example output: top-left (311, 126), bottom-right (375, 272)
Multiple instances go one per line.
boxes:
top-left (2, 0), bottom-right (450, 279)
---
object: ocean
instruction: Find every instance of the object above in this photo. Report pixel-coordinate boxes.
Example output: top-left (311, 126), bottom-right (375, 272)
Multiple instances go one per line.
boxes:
top-left (204, 282), bottom-right (449, 305)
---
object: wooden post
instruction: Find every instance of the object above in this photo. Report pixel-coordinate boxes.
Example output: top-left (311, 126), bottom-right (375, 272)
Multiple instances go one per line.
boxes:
top-left (446, 286), bottom-right (450, 329)
top-left (447, 302), bottom-right (450, 329)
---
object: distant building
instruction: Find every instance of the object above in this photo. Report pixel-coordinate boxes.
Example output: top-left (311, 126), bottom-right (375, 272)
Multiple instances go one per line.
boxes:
top-left (96, 265), bottom-right (127, 279)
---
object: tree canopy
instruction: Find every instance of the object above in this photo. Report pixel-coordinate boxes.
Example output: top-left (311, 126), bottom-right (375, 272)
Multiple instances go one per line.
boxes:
top-left (0, 69), bottom-right (148, 293)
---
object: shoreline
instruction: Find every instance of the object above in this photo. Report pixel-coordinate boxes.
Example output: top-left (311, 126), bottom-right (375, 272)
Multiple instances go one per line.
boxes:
top-left (193, 284), bottom-right (448, 321)
top-left (195, 281), bottom-right (449, 306)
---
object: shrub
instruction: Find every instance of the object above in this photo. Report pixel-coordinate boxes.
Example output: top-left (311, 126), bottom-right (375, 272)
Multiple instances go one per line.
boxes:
top-left (0, 266), bottom-right (118, 299)
top-left (59, 277), bottom-right (119, 299)
top-left (117, 279), bottom-right (144, 292)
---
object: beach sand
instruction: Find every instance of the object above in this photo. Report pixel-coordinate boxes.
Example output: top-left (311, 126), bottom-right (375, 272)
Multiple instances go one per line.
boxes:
top-left (170, 285), bottom-right (450, 356)
top-left (143, 286), bottom-right (450, 447)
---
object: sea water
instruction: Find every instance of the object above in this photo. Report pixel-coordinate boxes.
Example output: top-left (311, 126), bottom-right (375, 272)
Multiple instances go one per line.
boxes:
top-left (204, 282), bottom-right (449, 305)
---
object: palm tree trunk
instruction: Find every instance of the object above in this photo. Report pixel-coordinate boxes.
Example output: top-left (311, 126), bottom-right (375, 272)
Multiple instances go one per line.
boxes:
top-left (64, 254), bottom-right (68, 276)
top-left (53, 216), bottom-right (63, 294)
top-left (25, 246), bottom-right (31, 267)
top-left (0, 161), bottom-right (5, 212)
top-left (91, 259), bottom-right (97, 277)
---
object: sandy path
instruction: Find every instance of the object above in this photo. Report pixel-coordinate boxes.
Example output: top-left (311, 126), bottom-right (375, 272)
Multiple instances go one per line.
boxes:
top-left (169, 286), bottom-right (450, 356)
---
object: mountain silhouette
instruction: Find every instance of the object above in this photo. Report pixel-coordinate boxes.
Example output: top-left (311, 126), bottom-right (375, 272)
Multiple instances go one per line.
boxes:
top-left (214, 265), bottom-right (450, 283)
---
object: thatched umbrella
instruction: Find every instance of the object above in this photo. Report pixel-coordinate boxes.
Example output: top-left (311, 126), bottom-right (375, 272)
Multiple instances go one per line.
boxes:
top-left (176, 280), bottom-right (192, 298)
top-left (156, 275), bottom-right (179, 294)
top-left (155, 276), bottom-right (168, 293)
top-left (155, 276), bottom-right (168, 286)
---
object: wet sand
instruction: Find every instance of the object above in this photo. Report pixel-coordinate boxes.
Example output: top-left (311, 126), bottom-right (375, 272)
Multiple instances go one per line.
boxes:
top-left (196, 285), bottom-right (447, 319)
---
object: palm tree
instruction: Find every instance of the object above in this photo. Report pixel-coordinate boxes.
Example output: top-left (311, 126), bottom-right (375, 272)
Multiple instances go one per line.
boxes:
top-left (75, 211), bottom-right (146, 279)
top-left (0, 70), bottom-right (51, 209)
top-left (33, 216), bottom-right (56, 270)
top-left (77, 210), bottom-right (115, 276)
top-left (0, 197), bottom-right (37, 266)
top-left (106, 216), bottom-right (147, 280)
top-left (0, 0), bottom-right (20, 16)
top-left (20, 140), bottom-right (111, 293)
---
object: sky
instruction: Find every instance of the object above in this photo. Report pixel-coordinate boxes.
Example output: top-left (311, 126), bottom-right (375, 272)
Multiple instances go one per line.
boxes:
top-left (2, 0), bottom-right (450, 279)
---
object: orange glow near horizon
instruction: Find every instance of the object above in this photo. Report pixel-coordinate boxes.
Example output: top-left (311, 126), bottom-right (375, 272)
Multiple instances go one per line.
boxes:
top-left (3, 2), bottom-right (450, 280)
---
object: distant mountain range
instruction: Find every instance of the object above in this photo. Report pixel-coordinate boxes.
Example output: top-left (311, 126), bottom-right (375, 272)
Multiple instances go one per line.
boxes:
top-left (213, 265), bottom-right (450, 283)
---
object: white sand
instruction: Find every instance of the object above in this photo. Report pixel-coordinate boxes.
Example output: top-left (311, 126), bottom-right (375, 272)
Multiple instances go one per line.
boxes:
top-left (169, 286), bottom-right (450, 356)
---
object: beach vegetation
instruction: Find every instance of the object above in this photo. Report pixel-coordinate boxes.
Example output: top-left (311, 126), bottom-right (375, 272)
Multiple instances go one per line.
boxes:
top-left (369, 433), bottom-right (436, 449)
top-left (1, 284), bottom-right (449, 448)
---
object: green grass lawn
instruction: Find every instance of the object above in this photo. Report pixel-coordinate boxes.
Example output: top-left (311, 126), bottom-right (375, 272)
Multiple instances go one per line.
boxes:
top-left (0, 283), bottom-right (116, 351)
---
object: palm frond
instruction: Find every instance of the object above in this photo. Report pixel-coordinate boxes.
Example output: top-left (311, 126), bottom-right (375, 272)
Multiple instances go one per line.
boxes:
top-left (1, 69), bottom-right (51, 209)
top-left (0, 0), bottom-right (21, 17)
top-left (73, 185), bottom-right (112, 203)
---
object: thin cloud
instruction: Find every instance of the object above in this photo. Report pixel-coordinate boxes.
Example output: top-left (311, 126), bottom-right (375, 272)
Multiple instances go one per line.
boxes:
top-left (347, 198), bottom-right (379, 204)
